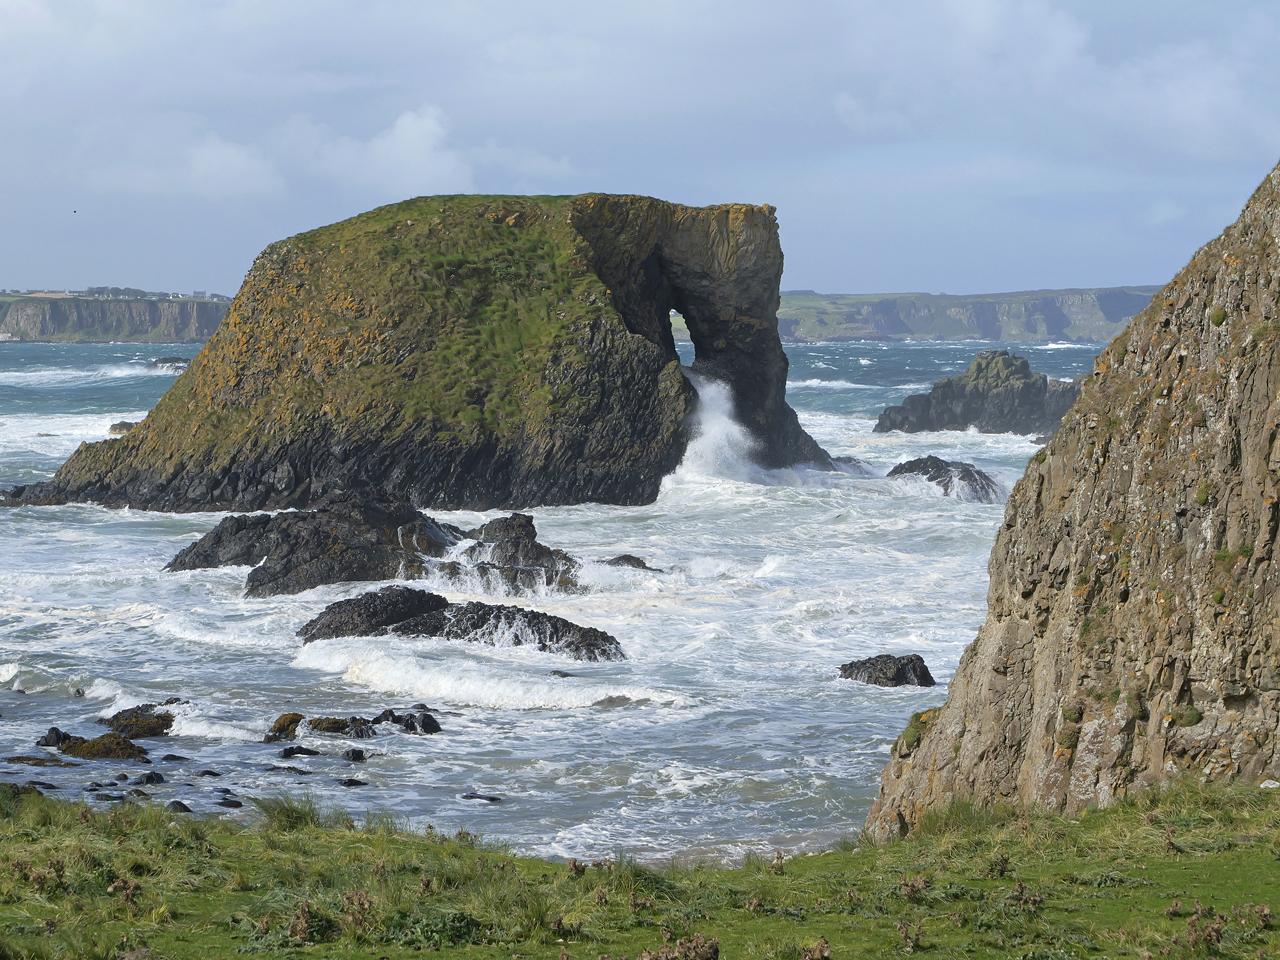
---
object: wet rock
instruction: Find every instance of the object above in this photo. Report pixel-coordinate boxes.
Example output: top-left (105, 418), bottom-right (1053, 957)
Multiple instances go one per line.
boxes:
top-left (108, 421), bottom-right (137, 436)
top-left (265, 765), bottom-right (313, 775)
top-left (264, 712), bottom-right (304, 743)
top-left (165, 492), bottom-right (464, 597)
top-left (308, 717), bottom-right (375, 739)
top-left (461, 793), bottom-right (503, 803)
top-left (92, 793), bottom-right (125, 802)
top-left (549, 670), bottom-right (576, 678)
top-left (161, 754), bottom-right (190, 762)
top-left (165, 800), bottom-right (192, 813)
top-left (604, 554), bottom-right (663, 573)
top-left (147, 356), bottom-right (191, 372)
top-left (25, 780), bottom-right (58, 791)
top-left (101, 701), bottom-right (180, 738)
top-left (832, 455), bottom-right (874, 477)
top-left (197, 769), bottom-right (221, 777)
top-left (216, 798), bottom-right (244, 808)
top-left (839, 654), bottom-right (936, 688)
top-left (127, 789), bottom-right (150, 799)
top-left (130, 771), bottom-right (164, 785)
top-left (337, 778), bottom-right (367, 787)
top-left (874, 350), bottom-right (1080, 436)
top-left (299, 586), bottom-right (624, 661)
top-left (342, 748), bottom-right (366, 763)
top-left (886, 456), bottom-right (1003, 503)
top-left (58, 733), bottom-right (150, 761)
top-left (74, 688), bottom-right (85, 697)
top-left (36, 727), bottom-right (72, 748)
top-left (279, 745), bottom-right (320, 759)
top-left (297, 586), bottom-right (449, 643)
top-left (457, 513), bottom-right (580, 589)
top-left (5, 755), bottom-right (79, 768)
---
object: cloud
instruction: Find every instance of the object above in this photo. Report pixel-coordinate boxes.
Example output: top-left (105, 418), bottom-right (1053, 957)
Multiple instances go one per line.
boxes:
top-left (302, 107), bottom-right (473, 198)
top-left (94, 132), bottom-right (281, 200)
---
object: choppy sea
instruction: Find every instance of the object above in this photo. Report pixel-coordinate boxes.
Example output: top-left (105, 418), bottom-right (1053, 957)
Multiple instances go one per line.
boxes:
top-left (0, 338), bottom-right (1100, 861)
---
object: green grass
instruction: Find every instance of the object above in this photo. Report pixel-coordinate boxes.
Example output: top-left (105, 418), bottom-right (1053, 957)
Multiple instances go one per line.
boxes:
top-left (1, 780), bottom-right (1278, 959)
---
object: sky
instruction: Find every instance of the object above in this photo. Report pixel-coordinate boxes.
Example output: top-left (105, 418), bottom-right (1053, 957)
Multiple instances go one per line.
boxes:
top-left (1, 0), bottom-right (1278, 297)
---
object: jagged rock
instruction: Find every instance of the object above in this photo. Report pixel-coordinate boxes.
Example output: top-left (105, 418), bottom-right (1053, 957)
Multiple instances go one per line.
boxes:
top-left (886, 456), bottom-right (1003, 503)
top-left (833, 455), bottom-right (874, 477)
top-left (165, 492), bottom-right (462, 597)
top-left (264, 712), bottom-right (304, 743)
top-left (8, 195), bottom-right (827, 513)
top-left (298, 586), bottom-right (624, 661)
top-left (869, 157), bottom-right (1280, 842)
top-left (839, 654), bottom-right (936, 687)
top-left (130, 771), bottom-right (164, 785)
top-left (296, 586), bottom-right (449, 642)
top-left (101, 701), bottom-right (181, 738)
top-left (873, 350), bottom-right (1080, 436)
top-left (279, 745), bottom-right (320, 759)
top-left (308, 717), bottom-right (376, 739)
top-left (35, 727), bottom-right (72, 748)
top-left (108, 421), bottom-right (137, 436)
top-left (457, 513), bottom-right (580, 588)
top-left (342, 748), bottom-right (366, 763)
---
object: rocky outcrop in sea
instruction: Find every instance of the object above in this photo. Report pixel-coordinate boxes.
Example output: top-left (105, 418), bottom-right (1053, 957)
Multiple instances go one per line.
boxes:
top-left (886, 456), bottom-right (1003, 503)
top-left (873, 349), bottom-right (1080, 436)
top-left (868, 157), bottom-right (1280, 841)
top-left (4, 194), bottom-right (828, 513)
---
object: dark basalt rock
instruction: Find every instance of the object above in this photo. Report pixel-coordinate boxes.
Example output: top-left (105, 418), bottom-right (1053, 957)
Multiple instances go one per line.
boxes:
top-left (130, 771), bottom-right (164, 785)
top-left (101, 700), bottom-right (181, 738)
top-left (0, 782), bottom-right (42, 801)
top-left (165, 492), bottom-right (463, 598)
top-left (279, 745), bottom-right (320, 758)
top-left (342, 748), bottom-right (366, 763)
top-left (603, 554), bottom-right (663, 572)
top-left (298, 586), bottom-right (624, 661)
top-left (873, 350), bottom-right (1080, 436)
top-left (338, 778), bottom-right (367, 787)
top-left (839, 654), bottom-right (936, 688)
top-left (216, 798), bottom-right (244, 809)
top-left (886, 456), bottom-right (1003, 504)
top-left (165, 800), bottom-right (192, 813)
top-left (461, 793), bottom-right (503, 803)
top-left (297, 586), bottom-right (449, 643)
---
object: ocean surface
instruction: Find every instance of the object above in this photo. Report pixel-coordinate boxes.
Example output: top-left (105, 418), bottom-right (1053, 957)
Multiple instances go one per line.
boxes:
top-left (0, 338), bottom-right (1102, 861)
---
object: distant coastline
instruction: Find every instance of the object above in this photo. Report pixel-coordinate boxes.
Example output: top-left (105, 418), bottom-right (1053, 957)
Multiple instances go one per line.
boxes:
top-left (669, 285), bottom-right (1160, 344)
top-left (0, 291), bottom-right (229, 343)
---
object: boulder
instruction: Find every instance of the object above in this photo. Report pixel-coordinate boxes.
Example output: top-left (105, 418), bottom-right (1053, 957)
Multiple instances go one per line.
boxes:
top-left (839, 654), bottom-right (936, 687)
top-left (296, 586), bottom-right (449, 642)
top-left (886, 456), bottom-right (1003, 504)
top-left (58, 732), bottom-right (149, 761)
top-left (100, 701), bottom-right (180, 738)
top-left (873, 350), bottom-right (1080, 436)
top-left (308, 717), bottom-right (376, 739)
top-left (264, 712), bottom-right (305, 743)
top-left (296, 586), bottom-right (624, 661)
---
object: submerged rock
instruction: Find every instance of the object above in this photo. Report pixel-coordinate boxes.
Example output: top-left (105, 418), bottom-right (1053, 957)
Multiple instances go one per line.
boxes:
top-left (873, 350), bottom-right (1080, 436)
top-left (603, 554), bottom-right (663, 572)
top-left (839, 654), bottom-right (936, 688)
top-left (147, 356), bottom-right (191, 372)
top-left (308, 717), bottom-right (376, 739)
top-left (297, 586), bottom-right (625, 662)
top-left (50, 731), bottom-right (149, 761)
top-left (264, 712), bottom-right (304, 743)
top-left (886, 456), bottom-right (1003, 503)
top-left (11, 195), bottom-right (826, 513)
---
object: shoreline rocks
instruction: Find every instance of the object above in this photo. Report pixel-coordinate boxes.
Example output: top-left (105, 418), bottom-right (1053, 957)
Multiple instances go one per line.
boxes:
top-left (298, 585), bottom-right (625, 662)
top-left (873, 349), bottom-right (1080, 436)
top-left (886, 456), bottom-right (1003, 504)
top-left (839, 654), bottom-right (936, 688)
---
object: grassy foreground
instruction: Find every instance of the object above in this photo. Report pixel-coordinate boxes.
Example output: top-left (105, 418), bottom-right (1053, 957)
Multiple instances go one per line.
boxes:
top-left (0, 782), bottom-right (1277, 960)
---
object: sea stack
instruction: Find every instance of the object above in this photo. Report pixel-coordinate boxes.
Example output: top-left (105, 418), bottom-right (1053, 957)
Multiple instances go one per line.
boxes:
top-left (6, 195), bottom-right (827, 512)
top-left (868, 157), bottom-right (1280, 841)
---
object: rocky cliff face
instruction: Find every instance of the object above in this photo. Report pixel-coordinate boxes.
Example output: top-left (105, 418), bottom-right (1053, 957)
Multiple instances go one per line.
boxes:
top-left (0, 298), bottom-right (225, 342)
top-left (7, 195), bottom-right (824, 512)
top-left (868, 158), bottom-right (1280, 841)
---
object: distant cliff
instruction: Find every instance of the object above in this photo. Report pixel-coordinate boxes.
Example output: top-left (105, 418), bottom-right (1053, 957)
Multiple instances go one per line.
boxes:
top-left (0, 298), bottom-right (226, 342)
top-left (867, 157), bottom-right (1280, 840)
top-left (775, 287), bottom-right (1160, 343)
top-left (8, 194), bottom-right (826, 513)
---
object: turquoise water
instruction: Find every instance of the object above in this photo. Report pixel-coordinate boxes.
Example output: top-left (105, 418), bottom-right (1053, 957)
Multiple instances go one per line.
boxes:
top-left (0, 338), bottom-right (1101, 860)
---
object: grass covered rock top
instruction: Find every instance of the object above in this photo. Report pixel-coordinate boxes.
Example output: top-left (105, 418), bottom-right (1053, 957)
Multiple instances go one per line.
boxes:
top-left (8, 194), bottom-right (826, 513)
top-left (870, 157), bottom-right (1280, 840)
